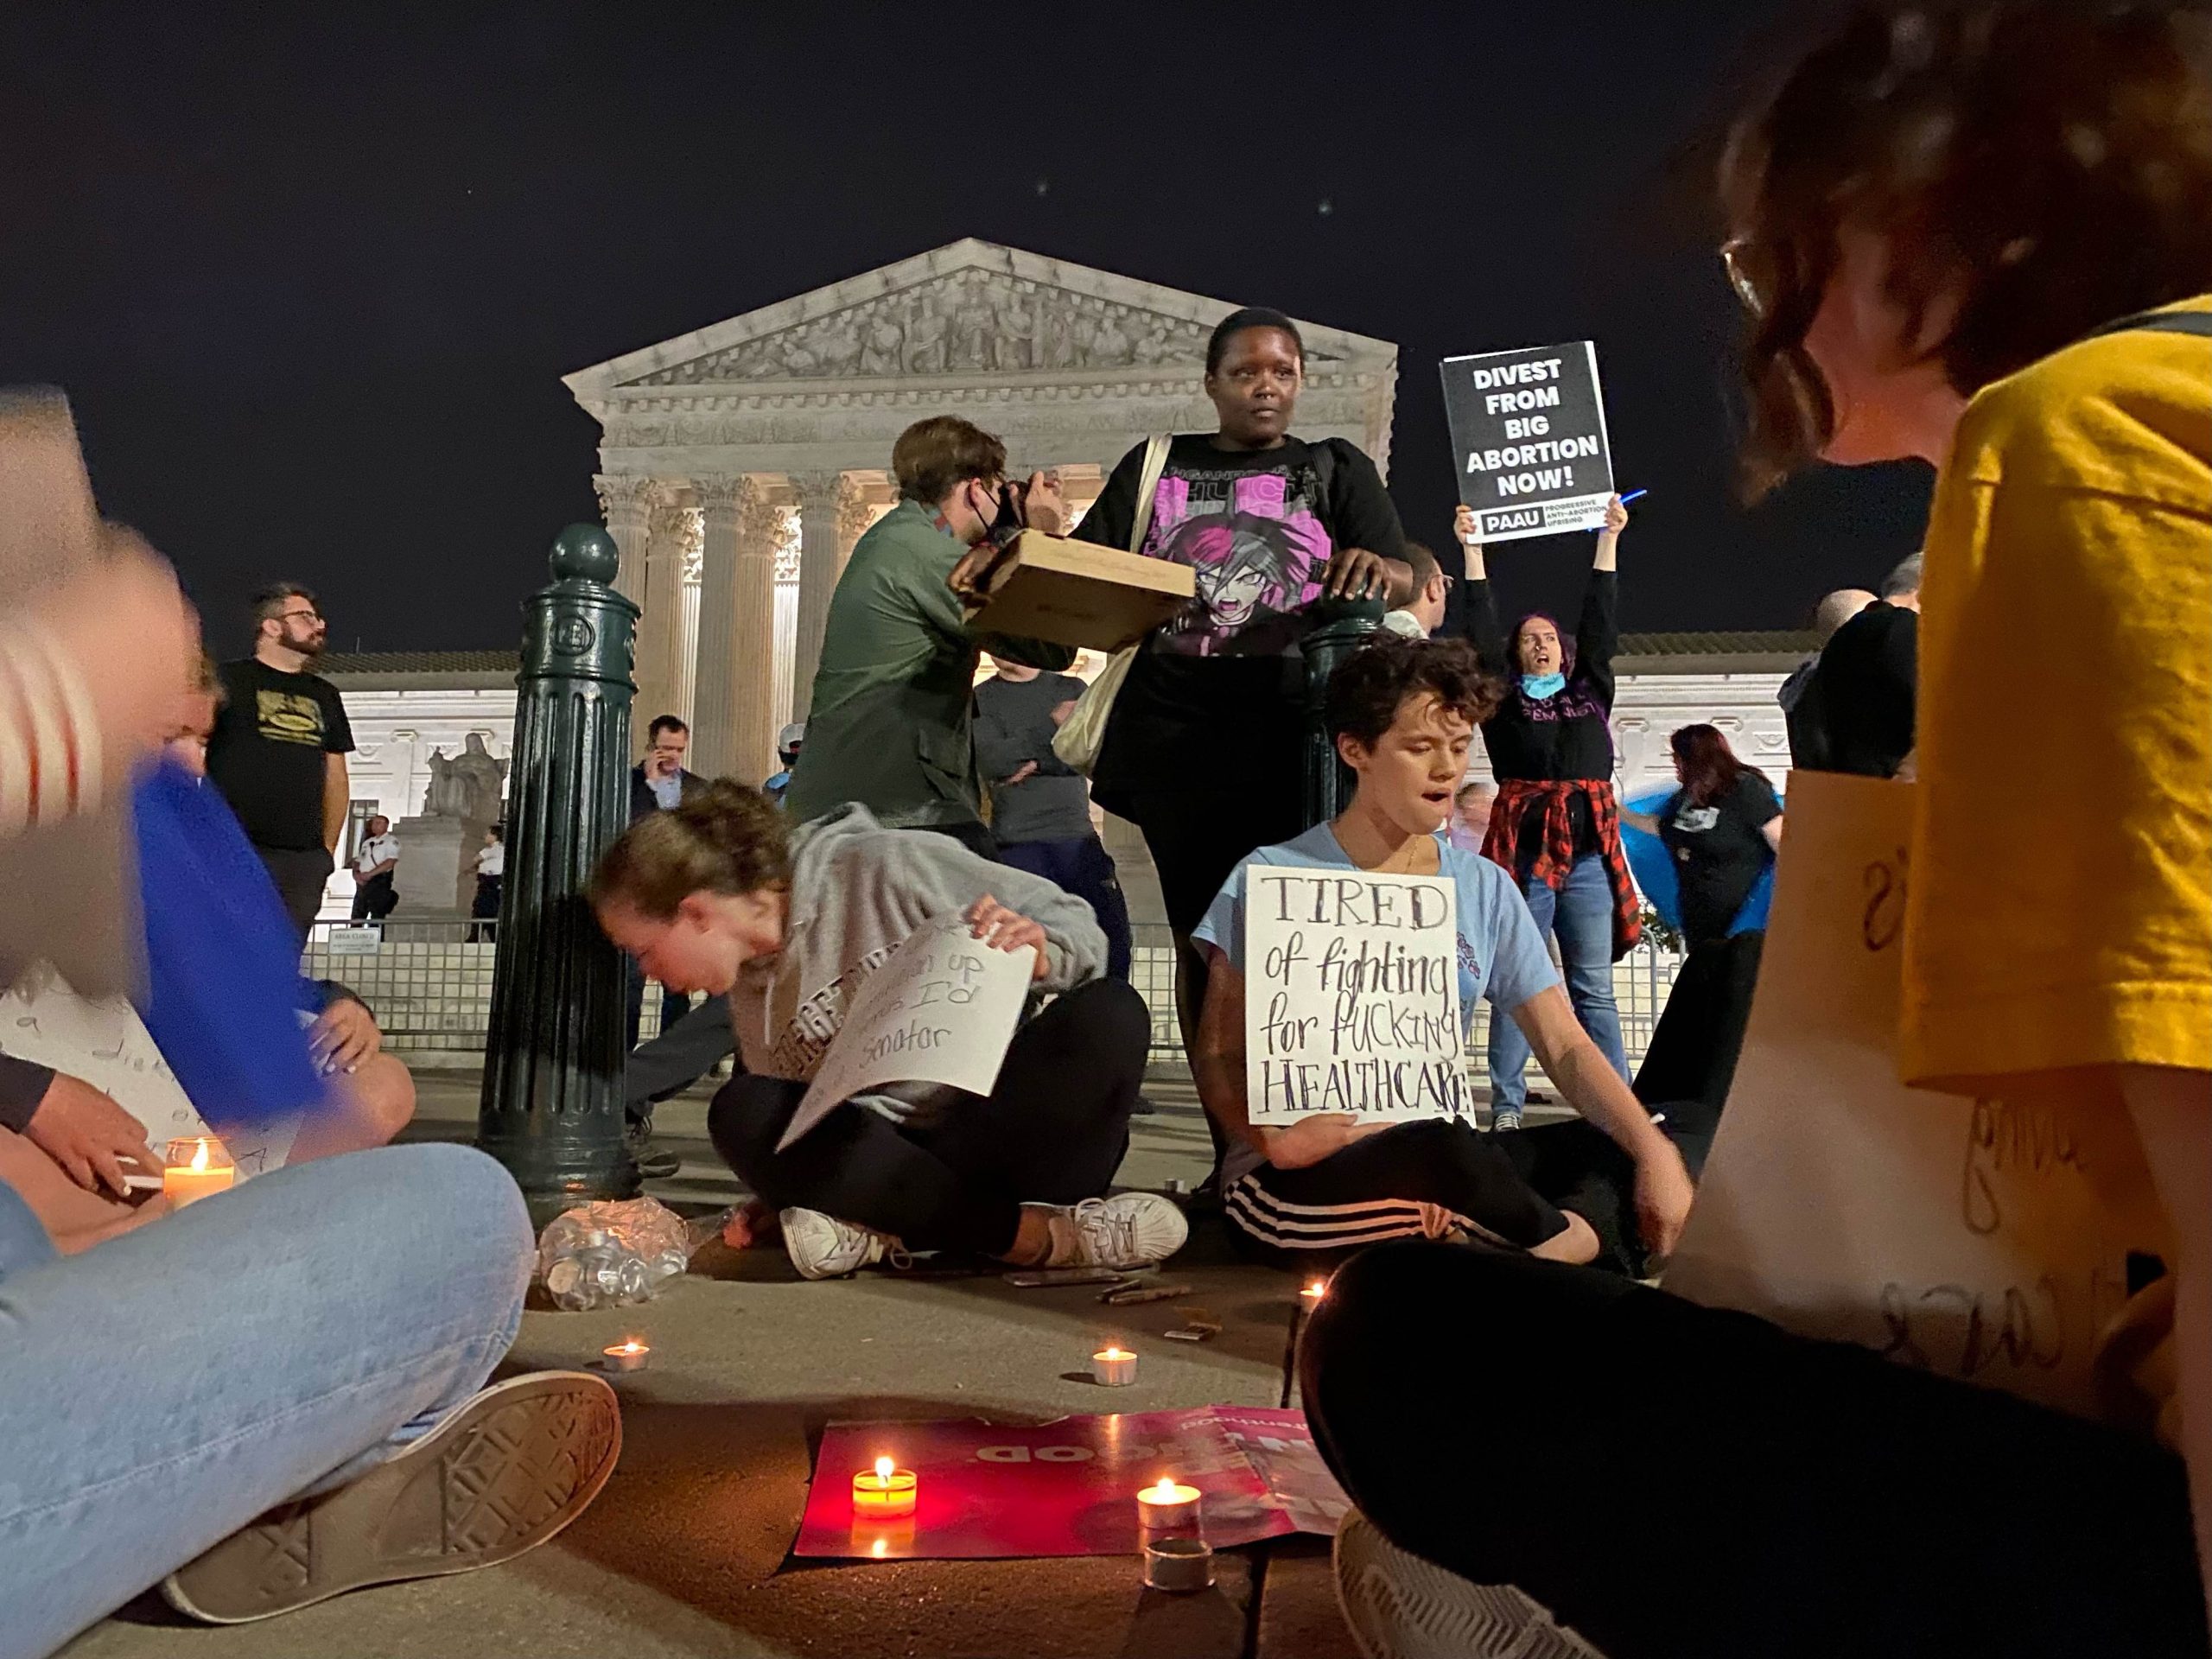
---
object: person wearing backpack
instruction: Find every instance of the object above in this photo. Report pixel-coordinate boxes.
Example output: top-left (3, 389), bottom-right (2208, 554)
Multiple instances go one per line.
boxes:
top-left (1071, 308), bottom-right (1414, 1096)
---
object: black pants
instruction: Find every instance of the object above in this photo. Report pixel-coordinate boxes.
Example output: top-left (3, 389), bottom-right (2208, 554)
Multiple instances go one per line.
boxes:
top-left (1633, 931), bottom-right (1764, 1113)
top-left (1228, 1103), bottom-right (1716, 1275)
top-left (624, 960), bottom-right (696, 1070)
top-left (996, 834), bottom-right (1133, 980)
top-left (257, 845), bottom-right (334, 940)
top-left (467, 874), bottom-right (501, 941)
top-left (349, 870), bottom-right (397, 922)
top-left (1300, 1243), bottom-right (2207, 1658)
top-left (707, 978), bottom-right (1148, 1256)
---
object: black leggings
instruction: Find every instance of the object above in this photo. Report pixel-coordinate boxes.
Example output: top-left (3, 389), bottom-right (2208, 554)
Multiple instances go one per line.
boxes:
top-left (1228, 1103), bottom-right (1716, 1275)
top-left (707, 979), bottom-right (1148, 1256)
top-left (1300, 1243), bottom-right (2207, 1658)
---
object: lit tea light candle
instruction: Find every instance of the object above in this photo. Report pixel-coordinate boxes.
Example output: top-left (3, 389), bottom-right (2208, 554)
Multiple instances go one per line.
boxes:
top-left (601, 1338), bottom-right (651, 1373)
top-left (1300, 1278), bottom-right (1327, 1306)
top-left (162, 1138), bottom-right (234, 1209)
top-left (1135, 1476), bottom-right (1201, 1529)
top-left (853, 1455), bottom-right (917, 1519)
top-left (1090, 1344), bottom-right (1137, 1387)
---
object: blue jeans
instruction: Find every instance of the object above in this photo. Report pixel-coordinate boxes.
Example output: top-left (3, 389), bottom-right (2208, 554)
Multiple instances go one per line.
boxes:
top-left (1486, 852), bottom-right (1630, 1112)
top-left (0, 1143), bottom-right (532, 1658)
top-left (995, 834), bottom-right (1134, 982)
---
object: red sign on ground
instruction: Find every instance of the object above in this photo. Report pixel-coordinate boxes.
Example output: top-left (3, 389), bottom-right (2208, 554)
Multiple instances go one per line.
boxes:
top-left (795, 1406), bottom-right (1347, 1560)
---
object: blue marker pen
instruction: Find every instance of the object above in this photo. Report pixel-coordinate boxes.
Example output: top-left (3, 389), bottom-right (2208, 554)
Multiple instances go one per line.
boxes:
top-left (1618, 488), bottom-right (1649, 505)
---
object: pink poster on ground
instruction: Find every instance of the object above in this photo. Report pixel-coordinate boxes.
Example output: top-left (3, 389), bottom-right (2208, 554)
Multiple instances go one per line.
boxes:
top-left (794, 1406), bottom-right (1348, 1560)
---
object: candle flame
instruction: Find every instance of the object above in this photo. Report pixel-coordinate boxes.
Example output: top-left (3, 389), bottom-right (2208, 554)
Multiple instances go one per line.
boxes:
top-left (618, 1340), bottom-right (644, 1354)
top-left (1102, 1346), bottom-right (1128, 1360)
top-left (189, 1141), bottom-right (210, 1173)
top-left (874, 1456), bottom-right (894, 1481)
top-left (872, 1536), bottom-right (888, 1559)
top-left (1148, 1478), bottom-right (1179, 1501)
top-left (1303, 1279), bottom-right (1326, 1300)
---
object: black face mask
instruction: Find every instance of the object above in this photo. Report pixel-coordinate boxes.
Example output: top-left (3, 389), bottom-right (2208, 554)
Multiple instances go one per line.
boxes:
top-left (976, 477), bottom-right (1029, 551)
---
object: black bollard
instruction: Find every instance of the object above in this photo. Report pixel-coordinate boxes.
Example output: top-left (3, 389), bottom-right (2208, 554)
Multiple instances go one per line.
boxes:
top-left (1300, 597), bottom-right (1384, 829)
top-left (478, 524), bottom-right (641, 1215)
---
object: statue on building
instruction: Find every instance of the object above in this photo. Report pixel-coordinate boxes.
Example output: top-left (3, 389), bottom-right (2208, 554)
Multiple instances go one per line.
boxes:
top-left (861, 311), bottom-right (905, 375)
top-left (423, 733), bottom-right (508, 823)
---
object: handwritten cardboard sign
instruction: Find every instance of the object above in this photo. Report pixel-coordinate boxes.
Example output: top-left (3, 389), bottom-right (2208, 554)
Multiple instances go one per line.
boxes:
top-left (795, 1406), bottom-right (1346, 1559)
top-left (776, 918), bottom-right (1035, 1152)
top-left (1440, 340), bottom-right (1616, 543)
top-left (1664, 772), bottom-right (2138, 1419)
top-left (1243, 867), bottom-right (1466, 1127)
top-left (0, 969), bottom-right (298, 1176)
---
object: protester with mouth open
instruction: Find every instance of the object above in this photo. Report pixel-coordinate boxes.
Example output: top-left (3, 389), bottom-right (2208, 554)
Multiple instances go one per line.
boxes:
top-left (1185, 636), bottom-right (1697, 1274)
top-left (1455, 493), bottom-right (1637, 1130)
top-left (1075, 308), bottom-right (1415, 1160)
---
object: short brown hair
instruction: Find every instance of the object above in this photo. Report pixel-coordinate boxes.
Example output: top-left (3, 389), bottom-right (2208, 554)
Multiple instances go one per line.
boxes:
top-left (892, 416), bottom-right (1007, 505)
top-left (588, 779), bottom-right (791, 919)
top-left (1402, 542), bottom-right (1441, 588)
top-left (1724, 3), bottom-right (2212, 493)
top-left (251, 582), bottom-right (317, 626)
top-left (1325, 636), bottom-right (1503, 750)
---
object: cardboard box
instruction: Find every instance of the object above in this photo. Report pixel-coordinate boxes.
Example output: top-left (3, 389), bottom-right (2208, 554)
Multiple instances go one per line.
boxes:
top-left (967, 531), bottom-right (1194, 653)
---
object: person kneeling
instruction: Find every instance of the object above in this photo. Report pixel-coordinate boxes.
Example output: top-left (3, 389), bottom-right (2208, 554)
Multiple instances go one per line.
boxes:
top-left (590, 783), bottom-right (1185, 1281)
top-left (1190, 637), bottom-right (1696, 1270)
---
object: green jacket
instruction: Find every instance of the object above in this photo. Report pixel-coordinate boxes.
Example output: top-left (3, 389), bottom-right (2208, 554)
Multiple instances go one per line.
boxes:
top-left (784, 500), bottom-right (1073, 829)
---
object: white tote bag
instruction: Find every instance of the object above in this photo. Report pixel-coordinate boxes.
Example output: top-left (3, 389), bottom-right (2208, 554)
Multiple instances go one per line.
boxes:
top-left (1052, 435), bottom-right (1173, 775)
top-left (1663, 770), bottom-right (2152, 1421)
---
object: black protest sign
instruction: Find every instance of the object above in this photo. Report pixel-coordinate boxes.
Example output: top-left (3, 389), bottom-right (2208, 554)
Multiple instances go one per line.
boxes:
top-left (1243, 868), bottom-right (1467, 1125)
top-left (1440, 341), bottom-right (1615, 543)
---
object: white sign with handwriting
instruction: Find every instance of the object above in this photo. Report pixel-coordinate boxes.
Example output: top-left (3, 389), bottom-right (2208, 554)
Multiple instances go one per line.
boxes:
top-left (1242, 867), bottom-right (1467, 1127)
top-left (776, 918), bottom-right (1036, 1152)
top-left (1664, 772), bottom-right (2138, 1419)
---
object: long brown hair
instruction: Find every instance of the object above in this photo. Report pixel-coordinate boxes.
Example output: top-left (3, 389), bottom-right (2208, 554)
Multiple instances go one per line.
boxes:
top-left (588, 779), bottom-right (791, 918)
top-left (1671, 723), bottom-right (1770, 809)
top-left (1723, 3), bottom-right (2212, 493)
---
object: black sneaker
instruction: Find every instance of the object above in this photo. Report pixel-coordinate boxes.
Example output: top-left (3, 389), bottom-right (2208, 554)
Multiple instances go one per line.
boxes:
top-left (624, 1122), bottom-right (680, 1180)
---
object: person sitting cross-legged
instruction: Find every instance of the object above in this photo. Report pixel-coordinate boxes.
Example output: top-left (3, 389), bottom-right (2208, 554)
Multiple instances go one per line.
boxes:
top-left (1189, 636), bottom-right (1697, 1273)
top-left (590, 782), bottom-right (1187, 1281)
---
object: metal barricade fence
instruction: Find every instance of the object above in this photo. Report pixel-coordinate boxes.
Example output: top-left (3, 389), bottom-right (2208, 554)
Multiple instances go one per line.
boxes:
top-left (310, 918), bottom-right (1684, 1079)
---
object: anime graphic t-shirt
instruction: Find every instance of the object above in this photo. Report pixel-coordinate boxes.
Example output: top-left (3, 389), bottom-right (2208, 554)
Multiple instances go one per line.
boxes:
top-left (1078, 434), bottom-right (1406, 804)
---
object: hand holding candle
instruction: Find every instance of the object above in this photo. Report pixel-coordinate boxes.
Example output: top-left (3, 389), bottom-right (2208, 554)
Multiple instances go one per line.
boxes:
top-left (162, 1138), bottom-right (234, 1209)
top-left (854, 1455), bottom-right (917, 1519)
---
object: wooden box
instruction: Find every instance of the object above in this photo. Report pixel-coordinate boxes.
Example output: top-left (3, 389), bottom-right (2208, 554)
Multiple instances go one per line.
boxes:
top-left (967, 531), bottom-right (1194, 653)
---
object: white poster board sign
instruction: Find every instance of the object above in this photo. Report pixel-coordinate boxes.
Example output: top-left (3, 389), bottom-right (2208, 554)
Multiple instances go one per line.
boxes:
top-left (1664, 772), bottom-right (2139, 1418)
top-left (776, 918), bottom-right (1036, 1152)
top-left (1242, 868), bottom-right (1466, 1127)
top-left (0, 970), bottom-right (299, 1177)
top-left (1440, 340), bottom-right (1616, 543)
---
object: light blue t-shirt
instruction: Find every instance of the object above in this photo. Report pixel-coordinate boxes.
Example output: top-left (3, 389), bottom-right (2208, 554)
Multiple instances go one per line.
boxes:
top-left (1192, 823), bottom-right (1561, 1183)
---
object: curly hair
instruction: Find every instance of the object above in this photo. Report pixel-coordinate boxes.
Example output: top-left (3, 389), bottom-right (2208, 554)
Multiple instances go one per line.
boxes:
top-left (588, 779), bottom-right (791, 918)
top-left (1723, 3), bottom-right (2212, 493)
top-left (1325, 635), bottom-right (1505, 749)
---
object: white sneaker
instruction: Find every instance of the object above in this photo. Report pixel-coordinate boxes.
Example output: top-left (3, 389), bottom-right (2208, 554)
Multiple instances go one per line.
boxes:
top-left (1033, 1194), bottom-right (1189, 1269)
top-left (1334, 1509), bottom-right (1609, 1659)
top-left (781, 1208), bottom-right (909, 1281)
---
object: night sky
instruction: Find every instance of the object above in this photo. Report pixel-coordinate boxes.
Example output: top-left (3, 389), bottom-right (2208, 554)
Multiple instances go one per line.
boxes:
top-left (1, 1), bottom-right (1934, 657)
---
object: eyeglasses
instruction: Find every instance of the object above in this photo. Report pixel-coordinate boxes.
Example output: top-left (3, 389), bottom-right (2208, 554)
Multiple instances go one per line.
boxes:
top-left (278, 608), bottom-right (323, 624)
top-left (1720, 236), bottom-right (1768, 319)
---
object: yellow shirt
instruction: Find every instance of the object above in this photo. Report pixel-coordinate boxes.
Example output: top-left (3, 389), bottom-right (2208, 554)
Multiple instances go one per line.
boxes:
top-left (1903, 297), bottom-right (2212, 1090)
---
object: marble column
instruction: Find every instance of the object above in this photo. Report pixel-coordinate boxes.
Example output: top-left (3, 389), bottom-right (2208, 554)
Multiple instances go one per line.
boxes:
top-left (593, 474), bottom-right (655, 607)
top-left (690, 475), bottom-right (781, 782)
top-left (836, 473), bottom-right (874, 575)
top-left (787, 470), bottom-right (845, 720)
top-left (632, 493), bottom-right (689, 730)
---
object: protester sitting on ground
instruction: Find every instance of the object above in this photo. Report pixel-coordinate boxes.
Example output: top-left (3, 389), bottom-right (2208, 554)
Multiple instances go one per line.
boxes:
top-left (0, 540), bottom-right (613, 1652)
top-left (1311, 9), bottom-right (2212, 1652)
top-left (784, 416), bottom-right (1075, 860)
top-left (973, 653), bottom-right (1133, 980)
top-left (1379, 542), bottom-right (1450, 639)
top-left (1455, 493), bottom-right (1637, 1130)
top-left (1777, 586), bottom-right (1876, 767)
top-left (1446, 779), bottom-right (1495, 855)
top-left (1796, 554), bottom-right (1921, 778)
top-left (1186, 637), bottom-right (1696, 1273)
top-left (1622, 723), bottom-right (1783, 1110)
top-left (590, 781), bottom-right (1186, 1281)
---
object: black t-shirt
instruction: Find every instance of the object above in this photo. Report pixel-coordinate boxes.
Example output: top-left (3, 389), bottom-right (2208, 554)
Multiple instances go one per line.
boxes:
top-left (205, 658), bottom-right (355, 851)
top-left (1461, 570), bottom-right (1620, 864)
top-left (1804, 601), bottom-right (1916, 779)
top-left (1077, 433), bottom-right (1406, 810)
top-left (1660, 772), bottom-right (1782, 950)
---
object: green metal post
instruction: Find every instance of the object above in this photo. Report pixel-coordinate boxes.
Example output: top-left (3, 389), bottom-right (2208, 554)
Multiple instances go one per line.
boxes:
top-left (477, 524), bottom-right (640, 1214)
top-left (1301, 597), bottom-right (1384, 829)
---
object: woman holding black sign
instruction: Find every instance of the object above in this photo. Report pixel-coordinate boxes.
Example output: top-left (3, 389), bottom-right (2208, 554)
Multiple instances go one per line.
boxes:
top-left (1455, 493), bottom-right (1637, 1129)
top-left (1077, 308), bottom-right (1414, 1077)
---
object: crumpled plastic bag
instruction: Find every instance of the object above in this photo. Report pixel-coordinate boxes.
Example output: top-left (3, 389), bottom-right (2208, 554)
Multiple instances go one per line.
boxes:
top-left (537, 1196), bottom-right (701, 1312)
